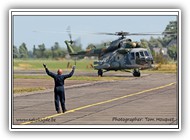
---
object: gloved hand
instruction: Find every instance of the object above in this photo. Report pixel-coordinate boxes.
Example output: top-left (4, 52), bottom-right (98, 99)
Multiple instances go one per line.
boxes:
top-left (72, 65), bottom-right (76, 70)
top-left (43, 63), bottom-right (47, 68)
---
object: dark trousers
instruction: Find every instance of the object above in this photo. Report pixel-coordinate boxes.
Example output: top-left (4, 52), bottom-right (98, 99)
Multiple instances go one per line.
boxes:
top-left (54, 86), bottom-right (66, 112)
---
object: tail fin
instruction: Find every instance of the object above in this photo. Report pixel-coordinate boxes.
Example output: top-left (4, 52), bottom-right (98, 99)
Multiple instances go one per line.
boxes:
top-left (65, 40), bottom-right (75, 54)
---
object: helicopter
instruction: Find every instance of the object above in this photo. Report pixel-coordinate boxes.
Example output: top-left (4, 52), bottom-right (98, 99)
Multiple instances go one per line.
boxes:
top-left (33, 28), bottom-right (175, 77)
top-left (64, 31), bottom-right (161, 77)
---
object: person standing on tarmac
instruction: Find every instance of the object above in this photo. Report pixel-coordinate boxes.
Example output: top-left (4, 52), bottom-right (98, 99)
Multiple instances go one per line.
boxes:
top-left (43, 64), bottom-right (75, 113)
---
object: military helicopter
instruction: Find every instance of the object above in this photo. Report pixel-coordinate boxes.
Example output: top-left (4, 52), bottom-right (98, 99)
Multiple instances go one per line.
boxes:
top-left (64, 31), bottom-right (163, 77)
top-left (34, 28), bottom-right (174, 77)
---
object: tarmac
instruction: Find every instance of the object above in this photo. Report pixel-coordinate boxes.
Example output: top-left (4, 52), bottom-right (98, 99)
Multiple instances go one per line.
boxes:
top-left (12, 72), bottom-right (179, 129)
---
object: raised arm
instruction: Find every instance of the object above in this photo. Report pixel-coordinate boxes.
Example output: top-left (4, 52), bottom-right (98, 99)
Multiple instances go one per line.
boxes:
top-left (64, 65), bottom-right (75, 79)
top-left (43, 64), bottom-right (56, 78)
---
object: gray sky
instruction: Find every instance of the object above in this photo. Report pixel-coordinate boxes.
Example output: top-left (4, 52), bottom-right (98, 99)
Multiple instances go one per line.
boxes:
top-left (13, 15), bottom-right (176, 51)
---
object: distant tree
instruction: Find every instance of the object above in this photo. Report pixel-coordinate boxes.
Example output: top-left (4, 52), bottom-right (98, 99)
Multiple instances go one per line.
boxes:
top-left (13, 45), bottom-right (19, 58)
top-left (51, 46), bottom-right (54, 58)
top-left (38, 43), bottom-right (46, 58)
top-left (51, 42), bottom-right (67, 58)
top-left (33, 43), bottom-right (46, 58)
top-left (28, 50), bottom-right (33, 58)
top-left (44, 49), bottom-right (53, 58)
top-left (148, 37), bottom-right (163, 50)
top-left (154, 51), bottom-right (168, 64)
top-left (140, 39), bottom-right (149, 48)
top-left (167, 45), bottom-right (177, 60)
top-left (53, 42), bottom-right (60, 50)
top-left (19, 43), bottom-right (28, 58)
top-left (33, 45), bottom-right (37, 58)
top-left (51, 42), bottom-right (61, 58)
top-left (163, 20), bottom-right (177, 45)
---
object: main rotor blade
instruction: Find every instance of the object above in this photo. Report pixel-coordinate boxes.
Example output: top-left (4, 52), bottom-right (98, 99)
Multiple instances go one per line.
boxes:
top-left (128, 32), bottom-right (176, 36)
top-left (91, 31), bottom-right (174, 36)
top-left (127, 32), bottom-right (164, 36)
top-left (89, 31), bottom-right (161, 36)
top-left (93, 32), bottom-right (116, 35)
top-left (33, 30), bottom-right (177, 36)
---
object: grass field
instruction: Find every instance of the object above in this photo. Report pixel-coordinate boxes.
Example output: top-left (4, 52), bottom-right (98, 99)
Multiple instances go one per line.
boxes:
top-left (157, 63), bottom-right (177, 71)
top-left (13, 59), bottom-right (95, 71)
top-left (13, 59), bottom-right (177, 72)
top-left (14, 87), bottom-right (46, 94)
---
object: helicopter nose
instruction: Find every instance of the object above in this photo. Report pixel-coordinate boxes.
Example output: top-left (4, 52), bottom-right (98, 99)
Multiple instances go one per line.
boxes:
top-left (145, 56), bottom-right (153, 64)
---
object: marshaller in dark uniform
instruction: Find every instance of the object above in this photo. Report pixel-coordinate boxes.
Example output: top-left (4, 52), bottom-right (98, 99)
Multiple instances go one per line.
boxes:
top-left (43, 64), bottom-right (75, 113)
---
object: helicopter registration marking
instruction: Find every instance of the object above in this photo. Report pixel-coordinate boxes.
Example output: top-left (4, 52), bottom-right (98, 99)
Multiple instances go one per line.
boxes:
top-left (20, 82), bottom-right (176, 125)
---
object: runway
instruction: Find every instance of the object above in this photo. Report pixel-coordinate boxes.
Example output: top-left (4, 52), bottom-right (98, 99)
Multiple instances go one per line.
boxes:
top-left (12, 72), bottom-right (178, 127)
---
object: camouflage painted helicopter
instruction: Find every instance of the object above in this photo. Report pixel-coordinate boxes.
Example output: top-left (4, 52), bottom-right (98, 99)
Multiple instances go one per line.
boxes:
top-left (64, 31), bottom-right (162, 77)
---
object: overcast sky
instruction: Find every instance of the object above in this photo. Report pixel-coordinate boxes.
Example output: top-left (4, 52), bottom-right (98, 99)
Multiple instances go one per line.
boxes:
top-left (13, 14), bottom-right (177, 51)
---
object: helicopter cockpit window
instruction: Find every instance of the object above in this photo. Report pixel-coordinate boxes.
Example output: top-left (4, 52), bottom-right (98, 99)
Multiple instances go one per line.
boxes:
top-left (130, 52), bottom-right (135, 60)
top-left (136, 52), bottom-right (140, 58)
top-left (144, 51), bottom-right (149, 56)
top-left (140, 51), bottom-right (144, 57)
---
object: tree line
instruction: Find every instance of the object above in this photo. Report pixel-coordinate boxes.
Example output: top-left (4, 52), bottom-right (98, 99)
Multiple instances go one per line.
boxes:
top-left (140, 20), bottom-right (177, 63)
top-left (13, 42), bottom-right (75, 59)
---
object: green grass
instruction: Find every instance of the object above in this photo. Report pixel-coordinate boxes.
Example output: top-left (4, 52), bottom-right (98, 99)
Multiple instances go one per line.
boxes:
top-left (14, 87), bottom-right (46, 94)
top-left (13, 59), bottom-right (95, 71)
top-left (13, 59), bottom-right (177, 72)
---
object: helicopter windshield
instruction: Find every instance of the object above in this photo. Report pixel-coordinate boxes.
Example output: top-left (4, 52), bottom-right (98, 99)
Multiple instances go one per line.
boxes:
top-left (144, 51), bottom-right (149, 57)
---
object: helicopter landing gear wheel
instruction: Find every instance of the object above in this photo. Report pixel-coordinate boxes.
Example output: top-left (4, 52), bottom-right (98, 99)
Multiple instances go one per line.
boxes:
top-left (133, 69), bottom-right (141, 77)
top-left (98, 69), bottom-right (103, 77)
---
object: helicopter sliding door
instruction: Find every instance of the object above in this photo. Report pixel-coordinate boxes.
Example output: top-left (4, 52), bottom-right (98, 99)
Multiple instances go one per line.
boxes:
top-left (129, 52), bottom-right (135, 65)
top-left (135, 52), bottom-right (141, 65)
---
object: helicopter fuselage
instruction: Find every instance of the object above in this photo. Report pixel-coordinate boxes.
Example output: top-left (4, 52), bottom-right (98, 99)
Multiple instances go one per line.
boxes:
top-left (94, 48), bottom-right (153, 71)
